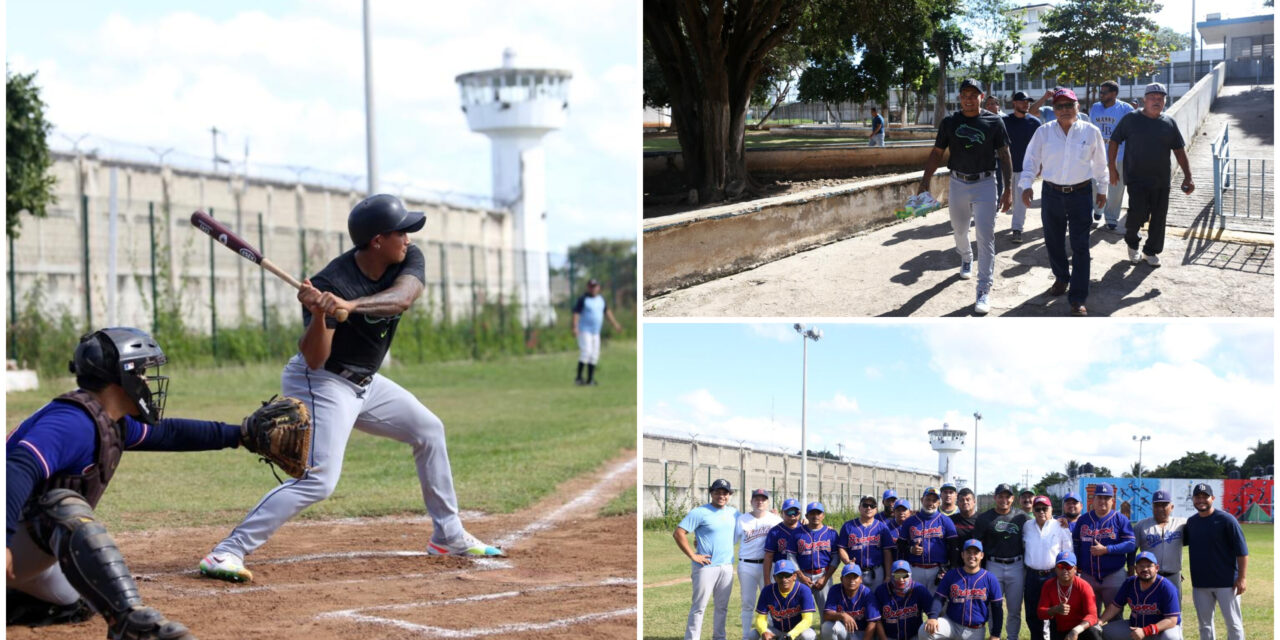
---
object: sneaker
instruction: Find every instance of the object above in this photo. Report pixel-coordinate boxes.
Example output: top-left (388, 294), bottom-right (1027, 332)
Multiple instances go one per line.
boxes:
top-left (198, 553), bottom-right (252, 583)
top-left (111, 606), bottom-right (195, 640)
top-left (1092, 212), bottom-right (1103, 228)
top-left (1071, 304), bottom-right (1088, 316)
top-left (574, 378), bottom-right (585, 386)
top-left (1127, 247), bottom-right (1141, 264)
top-left (974, 289), bottom-right (991, 315)
top-left (1106, 223), bottom-right (1118, 232)
top-left (1145, 253), bottom-right (1160, 266)
top-left (588, 379), bottom-right (599, 386)
top-left (427, 531), bottom-right (505, 557)
top-left (959, 262), bottom-right (973, 279)
top-left (1011, 230), bottom-right (1023, 244)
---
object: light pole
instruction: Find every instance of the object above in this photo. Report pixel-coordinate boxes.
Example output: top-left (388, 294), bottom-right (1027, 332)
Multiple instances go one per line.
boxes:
top-left (795, 323), bottom-right (823, 504)
top-left (1133, 435), bottom-right (1151, 481)
top-left (973, 411), bottom-right (982, 493)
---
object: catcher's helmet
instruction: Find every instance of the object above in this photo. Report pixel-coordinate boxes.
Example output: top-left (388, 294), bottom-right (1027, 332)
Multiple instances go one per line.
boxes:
top-left (347, 194), bottom-right (426, 248)
top-left (69, 327), bottom-right (169, 424)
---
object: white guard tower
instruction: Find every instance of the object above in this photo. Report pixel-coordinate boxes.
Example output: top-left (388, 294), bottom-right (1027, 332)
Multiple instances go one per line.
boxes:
top-left (928, 422), bottom-right (967, 486)
top-left (456, 48), bottom-right (571, 327)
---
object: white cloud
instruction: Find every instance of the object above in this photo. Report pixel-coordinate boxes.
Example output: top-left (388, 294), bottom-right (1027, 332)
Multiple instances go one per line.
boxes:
top-left (680, 389), bottom-right (727, 420)
top-left (818, 392), bottom-right (860, 413)
top-left (864, 366), bottom-right (883, 380)
top-left (748, 323), bottom-right (799, 342)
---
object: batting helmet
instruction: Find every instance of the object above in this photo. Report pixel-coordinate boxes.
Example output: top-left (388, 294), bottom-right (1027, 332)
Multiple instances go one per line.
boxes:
top-left (347, 194), bottom-right (426, 248)
top-left (69, 327), bottom-right (169, 424)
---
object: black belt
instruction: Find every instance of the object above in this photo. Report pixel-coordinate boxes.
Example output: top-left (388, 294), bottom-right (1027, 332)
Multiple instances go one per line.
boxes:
top-left (952, 170), bottom-right (995, 182)
top-left (1045, 180), bottom-right (1092, 193)
top-left (1028, 567), bottom-right (1055, 576)
top-left (1159, 571), bottom-right (1178, 578)
top-left (741, 558), bottom-right (763, 564)
top-left (325, 362), bottom-right (373, 387)
top-left (989, 556), bottom-right (1023, 564)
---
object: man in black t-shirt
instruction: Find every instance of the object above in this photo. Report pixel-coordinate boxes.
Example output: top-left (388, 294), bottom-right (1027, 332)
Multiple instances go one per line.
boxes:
top-left (918, 78), bottom-right (1013, 316)
top-left (1107, 82), bottom-right (1194, 267)
top-left (1184, 483), bottom-right (1248, 640)
top-left (973, 483), bottom-right (1030, 640)
top-left (201, 194), bottom-right (504, 584)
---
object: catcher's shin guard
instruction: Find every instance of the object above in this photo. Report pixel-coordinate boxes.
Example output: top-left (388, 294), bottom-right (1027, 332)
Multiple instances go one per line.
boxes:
top-left (5, 589), bottom-right (94, 627)
top-left (111, 606), bottom-right (196, 640)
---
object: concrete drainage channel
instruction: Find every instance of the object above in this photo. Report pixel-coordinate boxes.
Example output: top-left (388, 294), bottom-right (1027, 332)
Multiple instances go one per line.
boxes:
top-left (642, 169), bottom-right (954, 297)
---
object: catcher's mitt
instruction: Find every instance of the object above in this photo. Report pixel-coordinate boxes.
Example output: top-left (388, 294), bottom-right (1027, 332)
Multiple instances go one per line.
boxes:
top-left (241, 396), bottom-right (312, 480)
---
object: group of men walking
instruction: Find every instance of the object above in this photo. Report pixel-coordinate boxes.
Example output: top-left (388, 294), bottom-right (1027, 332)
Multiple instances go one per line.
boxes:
top-left (917, 79), bottom-right (1194, 316)
top-left (673, 480), bottom-right (1249, 640)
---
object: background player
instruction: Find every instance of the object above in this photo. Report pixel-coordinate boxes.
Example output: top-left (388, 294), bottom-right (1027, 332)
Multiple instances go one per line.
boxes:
top-left (752, 559), bottom-right (817, 640)
top-left (878, 491), bottom-right (899, 524)
top-left (571, 278), bottom-right (622, 386)
top-left (923, 539), bottom-right (1005, 640)
top-left (739, 490), bottom-right (784, 640)
top-left (7, 328), bottom-right (247, 639)
top-left (199, 194), bottom-right (501, 584)
top-left (822, 564), bottom-right (881, 640)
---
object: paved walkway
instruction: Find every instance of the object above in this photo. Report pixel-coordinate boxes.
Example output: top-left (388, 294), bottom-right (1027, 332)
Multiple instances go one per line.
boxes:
top-left (643, 203), bottom-right (1274, 317)
top-left (1168, 84), bottom-right (1273, 234)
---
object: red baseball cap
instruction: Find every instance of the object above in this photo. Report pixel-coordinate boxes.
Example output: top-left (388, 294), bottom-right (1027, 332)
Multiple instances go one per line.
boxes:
top-left (1033, 495), bottom-right (1052, 508)
top-left (1052, 88), bottom-right (1078, 103)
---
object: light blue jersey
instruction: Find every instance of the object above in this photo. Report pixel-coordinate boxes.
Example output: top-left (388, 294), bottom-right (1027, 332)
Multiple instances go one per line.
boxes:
top-left (1089, 101), bottom-right (1134, 165)
top-left (572, 294), bottom-right (606, 334)
top-left (679, 503), bottom-right (739, 566)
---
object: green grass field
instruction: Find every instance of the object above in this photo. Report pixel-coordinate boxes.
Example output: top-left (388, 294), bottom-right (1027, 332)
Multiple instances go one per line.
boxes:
top-left (643, 134), bottom-right (870, 152)
top-left (5, 342), bottom-right (636, 532)
top-left (642, 523), bottom-right (1273, 640)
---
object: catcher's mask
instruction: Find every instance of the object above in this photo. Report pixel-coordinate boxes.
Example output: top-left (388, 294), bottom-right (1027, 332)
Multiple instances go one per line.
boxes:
top-left (69, 327), bottom-right (169, 424)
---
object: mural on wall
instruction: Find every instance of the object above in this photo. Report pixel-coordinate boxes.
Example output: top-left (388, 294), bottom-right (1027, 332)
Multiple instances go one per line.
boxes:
top-left (1222, 479), bottom-right (1275, 517)
top-left (1077, 478), bottom-right (1273, 522)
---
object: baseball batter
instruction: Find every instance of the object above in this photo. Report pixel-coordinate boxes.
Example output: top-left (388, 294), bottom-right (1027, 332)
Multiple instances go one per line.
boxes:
top-left (739, 489), bottom-right (785, 640)
top-left (570, 278), bottom-right (621, 386)
top-left (752, 559), bottom-right (818, 640)
top-left (1072, 485), bottom-right (1136, 618)
top-left (923, 540), bottom-right (1005, 640)
top-left (6, 328), bottom-right (241, 639)
top-left (898, 487), bottom-right (959, 586)
top-left (874, 560), bottom-right (935, 640)
top-left (794, 502), bottom-right (839, 613)
top-left (199, 194), bottom-right (501, 583)
top-left (836, 495), bottom-right (896, 592)
top-left (821, 564), bottom-right (881, 640)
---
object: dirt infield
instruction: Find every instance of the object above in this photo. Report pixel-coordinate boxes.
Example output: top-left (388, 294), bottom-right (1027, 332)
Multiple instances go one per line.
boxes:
top-left (7, 454), bottom-right (638, 640)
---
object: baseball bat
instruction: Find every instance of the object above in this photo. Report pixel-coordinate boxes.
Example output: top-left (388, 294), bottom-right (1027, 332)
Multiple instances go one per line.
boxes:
top-left (190, 210), bottom-right (348, 322)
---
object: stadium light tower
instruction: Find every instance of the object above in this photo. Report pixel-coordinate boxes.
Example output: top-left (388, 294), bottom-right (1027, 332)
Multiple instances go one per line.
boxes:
top-left (972, 411), bottom-right (982, 492)
top-left (1134, 434), bottom-right (1151, 481)
top-left (456, 48), bottom-right (572, 327)
top-left (929, 422), bottom-right (966, 486)
top-left (794, 324), bottom-right (822, 503)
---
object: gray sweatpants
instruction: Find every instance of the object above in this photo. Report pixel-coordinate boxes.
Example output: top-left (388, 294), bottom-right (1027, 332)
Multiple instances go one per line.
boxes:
top-left (986, 559), bottom-right (1024, 640)
top-left (214, 354), bottom-right (464, 559)
top-left (739, 560), bottom-right (767, 640)
top-left (689, 563), bottom-right (735, 640)
top-left (1094, 162), bottom-right (1125, 226)
top-left (948, 176), bottom-right (998, 292)
top-left (1082, 570), bottom-right (1126, 620)
top-left (1192, 586), bottom-right (1244, 640)
top-left (823, 620), bottom-right (868, 640)
top-left (1009, 171), bottom-right (1032, 232)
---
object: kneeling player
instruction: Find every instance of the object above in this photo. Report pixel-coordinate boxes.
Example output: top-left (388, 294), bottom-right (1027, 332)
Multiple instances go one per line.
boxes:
top-left (753, 560), bottom-right (818, 640)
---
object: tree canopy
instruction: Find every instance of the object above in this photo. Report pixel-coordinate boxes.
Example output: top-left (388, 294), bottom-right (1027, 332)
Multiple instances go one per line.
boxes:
top-left (6, 68), bottom-right (57, 238)
top-left (1150, 451), bottom-right (1235, 479)
top-left (1242, 439), bottom-right (1274, 477)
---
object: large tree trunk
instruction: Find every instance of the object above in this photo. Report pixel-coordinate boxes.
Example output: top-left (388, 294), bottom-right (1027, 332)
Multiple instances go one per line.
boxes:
top-left (934, 51), bottom-right (949, 126)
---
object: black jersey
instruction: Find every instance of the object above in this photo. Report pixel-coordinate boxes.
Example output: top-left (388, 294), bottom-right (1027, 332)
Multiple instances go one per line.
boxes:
top-left (934, 110), bottom-right (1009, 175)
top-left (303, 244), bottom-right (426, 377)
top-left (973, 508), bottom-right (1029, 561)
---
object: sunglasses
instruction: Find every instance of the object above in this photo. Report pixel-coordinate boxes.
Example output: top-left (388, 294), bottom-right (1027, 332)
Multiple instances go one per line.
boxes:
top-left (784, 509), bottom-right (801, 516)
top-left (1034, 506), bottom-right (1050, 512)
top-left (1053, 103), bottom-right (1077, 110)
top-left (892, 572), bottom-right (911, 580)
top-left (1056, 563), bottom-right (1074, 570)
top-left (861, 503), bottom-right (876, 509)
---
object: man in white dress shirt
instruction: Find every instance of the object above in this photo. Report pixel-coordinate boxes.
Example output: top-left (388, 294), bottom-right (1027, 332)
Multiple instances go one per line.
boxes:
top-left (1023, 495), bottom-right (1074, 640)
top-left (1018, 88), bottom-right (1108, 316)
top-left (737, 489), bottom-right (784, 640)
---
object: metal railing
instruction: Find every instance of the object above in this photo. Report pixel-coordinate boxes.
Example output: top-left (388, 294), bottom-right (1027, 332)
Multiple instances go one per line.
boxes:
top-left (1211, 124), bottom-right (1271, 222)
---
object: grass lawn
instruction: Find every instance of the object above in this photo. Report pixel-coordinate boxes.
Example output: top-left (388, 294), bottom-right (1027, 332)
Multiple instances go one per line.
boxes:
top-left (642, 521), bottom-right (1273, 640)
top-left (6, 342), bottom-right (636, 531)
top-left (643, 134), bottom-right (870, 152)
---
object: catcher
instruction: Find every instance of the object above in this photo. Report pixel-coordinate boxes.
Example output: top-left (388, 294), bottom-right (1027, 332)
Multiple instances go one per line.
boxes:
top-left (5, 327), bottom-right (309, 639)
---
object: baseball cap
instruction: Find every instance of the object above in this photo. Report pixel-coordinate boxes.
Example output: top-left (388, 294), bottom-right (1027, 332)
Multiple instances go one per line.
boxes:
top-left (964, 539), bottom-right (984, 552)
top-left (1193, 483), bottom-right (1214, 496)
top-left (1055, 551), bottom-right (1077, 567)
top-left (860, 495), bottom-right (878, 507)
top-left (894, 499), bottom-right (912, 511)
top-left (710, 479), bottom-right (733, 493)
top-left (751, 488), bottom-right (769, 499)
top-left (959, 78), bottom-right (984, 94)
top-left (806, 501), bottom-right (825, 514)
top-left (922, 487), bottom-right (939, 498)
top-left (1135, 551), bottom-right (1159, 565)
top-left (773, 559), bottom-right (798, 576)
top-left (1145, 82), bottom-right (1168, 95)
top-left (1052, 88), bottom-right (1078, 103)
top-left (587, 278), bottom-right (600, 286)
top-left (883, 489), bottom-right (898, 500)
top-left (940, 482), bottom-right (958, 492)
top-left (891, 560), bottom-right (911, 574)
top-left (781, 498), bottom-right (801, 513)
top-left (841, 563), bottom-right (863, 577)
top-left (1033, 495), bottom-right (1052, 508)
top-left (994, 483), bottom-right (1014, 496)
top-left (1152, 490), bottom-right (1172, 504)
top-left (1012, 91), bottom-right (1031, 101)
top-left (1063, 492), bottom-right (1080, 503)
top-left (1093, 484), bottom-right (1115, 497)
top-left (1020, 488), bottom-right (1035, 496)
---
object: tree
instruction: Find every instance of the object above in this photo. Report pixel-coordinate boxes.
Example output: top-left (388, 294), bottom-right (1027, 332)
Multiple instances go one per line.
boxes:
top-left (1065, 459), bottom-right (1081, 479)
top-left (1241, 439), bottom-right (1274, 477)
top-left (1122, 462), bottom-right (1146, 478)
top-left (960, 0), bottom-right (1023, 98)
top-left (1093, 466), bottom-right (1113, 479)
top-left (1023, 0), bottom-right (1176, 106)
top-left (567, 238), bottom-right (636, 310)
top-left (6, 68), bottom-right (58, 238)
top-left (1033, 471), bottom-right (1068, 496)
top-left (927, 13), bottom-right (969, 125)
top-left (751, 42), bottom-right (807, 128)
top-left (1153, 27), bottom-right (1191, 53)
top-left (644, 0), bottom-right (802, 204)
top-left (1151, 451), bottom-right (1229, 478)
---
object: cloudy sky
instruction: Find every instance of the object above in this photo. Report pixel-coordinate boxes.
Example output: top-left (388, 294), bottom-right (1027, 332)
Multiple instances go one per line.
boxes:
top-left (6, 1), bottom-right (638, 254)
top-left (643, 322), bottom-right (1274, 493)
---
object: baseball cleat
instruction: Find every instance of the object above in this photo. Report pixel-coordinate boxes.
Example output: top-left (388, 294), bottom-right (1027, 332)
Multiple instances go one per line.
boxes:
top-left (198, 553), bottom-right (252, 583)
top-left (110, 606), bottom-right (195, 640)
top-left (427, 531), bottom-right (506, 557)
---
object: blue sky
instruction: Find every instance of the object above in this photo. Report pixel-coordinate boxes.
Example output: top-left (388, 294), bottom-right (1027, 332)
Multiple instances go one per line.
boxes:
top-left (5, 1), bottom-right (638, 254)
top-left (643, 322), bottom-right (1275, 494)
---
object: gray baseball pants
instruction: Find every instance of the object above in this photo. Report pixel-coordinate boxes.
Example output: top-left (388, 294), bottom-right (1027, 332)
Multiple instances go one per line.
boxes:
top-left (751, 627), bottom-right (817, 640)
top-left (1082, 570), bottom-right (1126, 620)
top-left (1103, 622), bottom-right (1183, 640)
top-left (688, 563), bottom-right (735, 640)
top-left (948, 176), bottom-right (998, 293)
top-left (986, 559), bottom-right (1024, 640)
top-left (1192, 586), bottom-right (1244, 640)
top-left (739, 560), bottom-right (767, 640)
top-left (919, 617), bottom-right (990, 640)
top-left (823, 620), bottom-right (868, 640)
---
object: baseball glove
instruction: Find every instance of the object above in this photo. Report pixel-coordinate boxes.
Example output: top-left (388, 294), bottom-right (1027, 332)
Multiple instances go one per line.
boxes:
top-left (241, 396), bottom-right (312, 480)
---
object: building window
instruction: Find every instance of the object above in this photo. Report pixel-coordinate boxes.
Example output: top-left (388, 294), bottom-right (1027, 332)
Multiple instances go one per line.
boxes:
top-left (1231, 34), bottom-right (1274, 60)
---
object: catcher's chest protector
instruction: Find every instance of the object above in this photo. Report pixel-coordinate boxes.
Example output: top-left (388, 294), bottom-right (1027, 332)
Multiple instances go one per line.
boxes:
top-left (43, 390), bottom-right (124, 508)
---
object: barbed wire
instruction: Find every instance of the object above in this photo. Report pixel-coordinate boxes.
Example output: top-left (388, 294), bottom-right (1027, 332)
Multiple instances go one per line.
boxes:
top-left (643, 429), bottom-right (939, 478)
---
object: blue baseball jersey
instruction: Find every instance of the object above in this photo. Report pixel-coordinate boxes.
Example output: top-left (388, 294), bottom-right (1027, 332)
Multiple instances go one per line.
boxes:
top-left (677, 503), bottom-right (738, 567)
top-left (571, 294), bottom-right (607, 335)
top-left (897, 511), bottom-right (958, 565)
top-left (824, 583), bottom-right (881, 630)
top-left (1088, 101), bottom-right (1134, 165)
top-left (793, 524), bottom-right (837, 572)
top-left (837, 518), bottom-right (896, 569)
top-left (1073, 510), bottom-right (1136, 579)
top-left (934, 568), bottom-right (1003, 626)
top-left (874, 581), bottom-right (933, 640)
top-left (1112, 575), bottom-right (1181, 627)
top-left (755, 582), bottom-right (817, 633)
top-left (766, 523), bottom-right (802, 560)
top-left (7, 402), bottom-right (157, 479)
